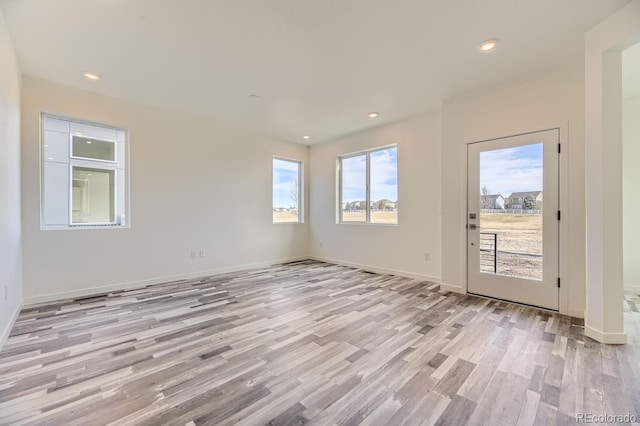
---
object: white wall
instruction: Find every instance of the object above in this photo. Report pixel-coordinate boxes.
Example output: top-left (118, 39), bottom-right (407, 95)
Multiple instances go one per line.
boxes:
top-left (309, 112), bottom-right (442, 281)
top-left (21, 76), bottom-right (309, 303)
top-left (441, 61), bottom-right (586, 316)
top-left (0, 8), bottom-right (22, 349)
top-left (584, 0), bottom-right (640, 343)
top-left (623, 95), bottom-right (640, 292)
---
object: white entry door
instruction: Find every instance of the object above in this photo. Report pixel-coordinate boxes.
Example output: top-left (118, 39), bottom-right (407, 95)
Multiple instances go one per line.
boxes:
top-left (467, 129), bottom-right (559, 310)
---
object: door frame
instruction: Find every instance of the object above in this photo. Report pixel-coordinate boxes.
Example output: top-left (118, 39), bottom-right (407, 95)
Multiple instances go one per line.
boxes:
top-left (464, 126), bottom-right (570, 316)
top-left (583, 1), bottom-right (640, 344)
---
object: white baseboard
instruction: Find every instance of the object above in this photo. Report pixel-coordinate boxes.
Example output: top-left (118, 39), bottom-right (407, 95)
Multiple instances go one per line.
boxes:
top-left (24, 256), bottom-right (309, 306)
top-left (584, 324), bottom-right (627, 344)
top-left (567, 308), bottom-right (585, 319)
top-left (309, 256), bottom-right (440, 283)
top-left (624, 284), bottom-right (640, 294)
top-left (439, 283), bottom-right (466, 294)
top-left (0, 299), bottom-right (23, 352)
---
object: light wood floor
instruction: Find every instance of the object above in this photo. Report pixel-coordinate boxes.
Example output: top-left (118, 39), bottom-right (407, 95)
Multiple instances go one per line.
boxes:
top-left (1, 260), bottom-right (639, 425)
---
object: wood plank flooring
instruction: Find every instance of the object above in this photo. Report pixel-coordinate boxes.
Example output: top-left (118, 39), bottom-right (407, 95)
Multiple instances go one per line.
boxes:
top-left (1, 260), bottom-right (639, 425)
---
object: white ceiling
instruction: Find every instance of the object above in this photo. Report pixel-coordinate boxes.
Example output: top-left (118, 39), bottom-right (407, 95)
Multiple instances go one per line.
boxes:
top-left (624, 41), bottom-right (640, 98)
top-left (0, 0), bottom-right (631, 144)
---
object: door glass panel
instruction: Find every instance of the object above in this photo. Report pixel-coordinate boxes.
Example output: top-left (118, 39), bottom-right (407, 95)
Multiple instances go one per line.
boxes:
top-left (341, 154), bottom-right (367, 222)
top-left (72, 167), bottom-right (115, 223)
top-left (479, 143), bottom-right (543, 280)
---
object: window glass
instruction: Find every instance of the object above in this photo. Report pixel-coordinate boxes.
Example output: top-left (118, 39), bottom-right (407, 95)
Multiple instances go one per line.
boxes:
top-left (72, 136), bottom-right (115, 161)
top-left (340, 155), bottom-right (367, 222)
top-left (339, 146), bottom-right (397, 225)
top-left (273, 158), bottom-right (301, 223)
top-left (72, 167), bottom-right (115, 224)
top-left (370, 147), bottom-right (398, 224)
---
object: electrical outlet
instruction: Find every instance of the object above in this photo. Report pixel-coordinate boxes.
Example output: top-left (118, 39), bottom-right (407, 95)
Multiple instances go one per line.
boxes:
top-left (424, 252), bottom-right (431, 261)
top-left (319, 241), bottom-right (324, 248)
top-left (199, 250), bottom-right (206, 258)
top-left (190, 250), bottom-right (197, 259)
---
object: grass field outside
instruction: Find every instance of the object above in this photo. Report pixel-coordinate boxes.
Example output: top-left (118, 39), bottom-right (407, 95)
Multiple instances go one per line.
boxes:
top-left (273, 210), bottom-right (398, 224)
top-left (342, 211), bottom-right (398, 224)
top-left (479, 213), bottom-right (543, 280)
top-left (273, 211), bottom-right (299, 223)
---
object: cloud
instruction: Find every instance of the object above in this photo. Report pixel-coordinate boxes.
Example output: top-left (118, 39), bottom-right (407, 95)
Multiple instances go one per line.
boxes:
top-left (342, 154), bottom-right (367, 201)
top-left (370, 148), bottom-right (398, 201)
top-left (479, 143), bottom-right (543, 197)
top-left (273, 158), bottom-right (299, 173)
top-left (342, 147), bottom-right (398, 202)
top-left (273, 160), bottom-right (299, 208)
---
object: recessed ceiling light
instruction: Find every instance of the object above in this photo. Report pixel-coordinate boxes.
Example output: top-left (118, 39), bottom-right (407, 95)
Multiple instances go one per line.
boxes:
top-left (368, 112), bottom-right (379, 118)
top-left (83, 72), bottom-right (101, 81)
top-left (478, 39), bottom-right (498, 53)
top-left (303, 135), bottom-right (310, 140)
top-left (86, 140), bottom-right (92, 144)
top-left (47, 157), bottom-right (54, 160)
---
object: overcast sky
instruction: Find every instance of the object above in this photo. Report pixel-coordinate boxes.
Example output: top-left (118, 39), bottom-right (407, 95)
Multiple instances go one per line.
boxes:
top-left (479, 143), bottom-right (543, 197)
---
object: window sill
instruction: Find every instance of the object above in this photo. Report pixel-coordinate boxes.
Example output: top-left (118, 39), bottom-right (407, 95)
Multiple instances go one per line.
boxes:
top-left (41, 224), bottom-right (131, 231)
top-left (337, 222), bottom-right (398, 227)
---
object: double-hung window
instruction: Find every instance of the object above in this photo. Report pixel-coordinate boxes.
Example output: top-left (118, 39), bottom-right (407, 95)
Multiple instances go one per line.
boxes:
top-left (41, 114), bottom-right (128, 229)
top-left (338, 145), bottom-right (398, 225)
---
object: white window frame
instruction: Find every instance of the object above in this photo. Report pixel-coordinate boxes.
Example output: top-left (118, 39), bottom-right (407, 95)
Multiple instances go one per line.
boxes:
top-left (41, 112), bottom-right (129, 230)
top-left (272, 156), bottom-right (303, 224)
top-left (337, 144), bottom-right (398, 225)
